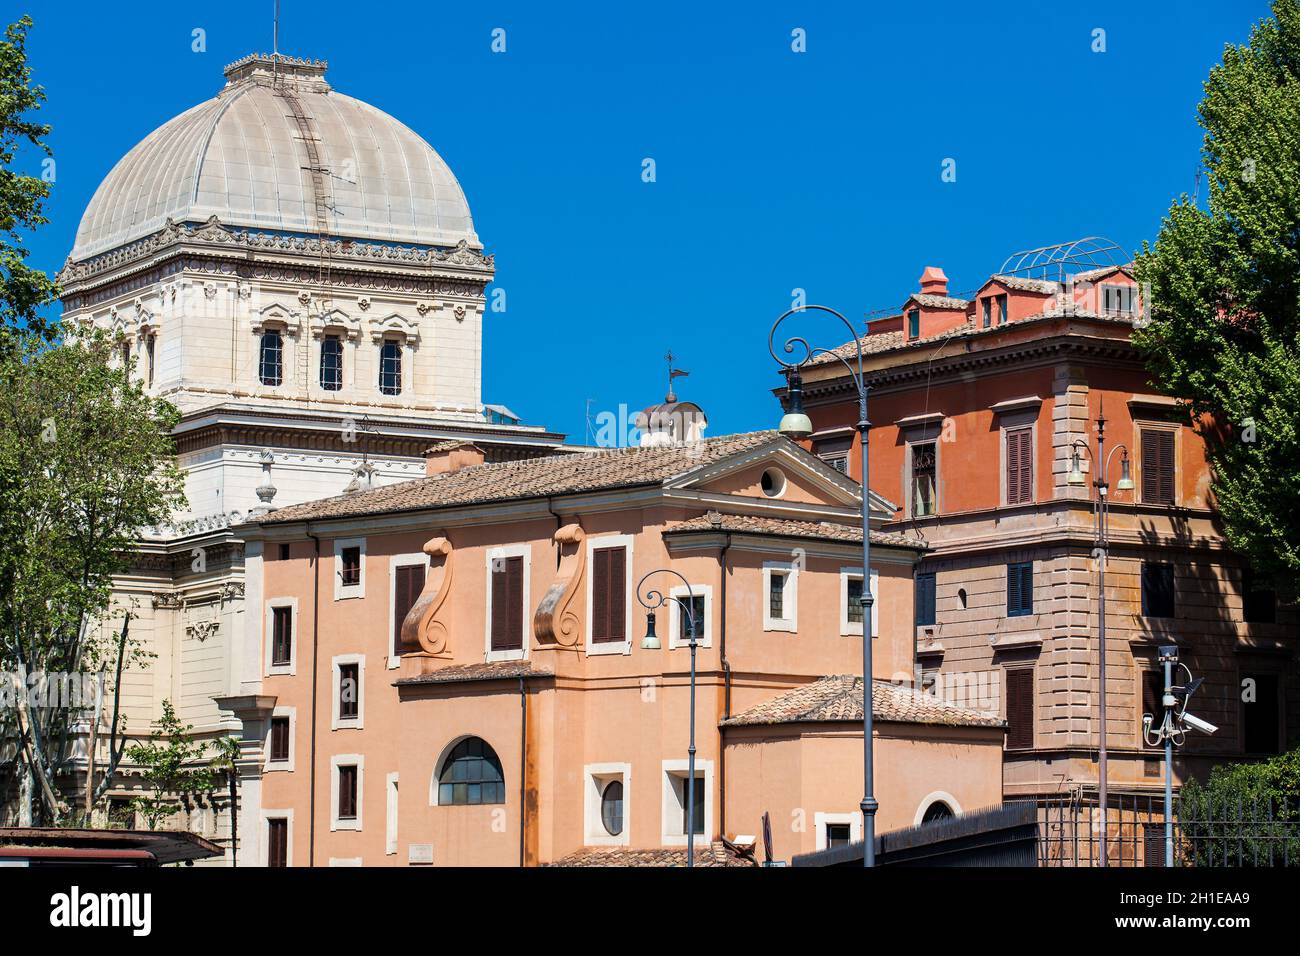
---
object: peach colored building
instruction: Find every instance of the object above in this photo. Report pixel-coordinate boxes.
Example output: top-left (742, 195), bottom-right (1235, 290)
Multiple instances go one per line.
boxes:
top-left (229, 432), bottom-right (1004, 866)
top-left (791, 255), bottom-right (1298, 805)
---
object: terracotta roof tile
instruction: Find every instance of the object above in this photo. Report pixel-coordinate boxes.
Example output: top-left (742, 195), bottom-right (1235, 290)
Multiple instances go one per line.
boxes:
top-left (987, 274), bottom-right (1060, 294)
top-left (908, 293), bottom-right (970, 310)
top-left (546, 840), bottom-right (757, 867)
top-left (394, 661), bottom-right (553, 686)
top-left (664, 514), bottom-right (923, 550)
top-left (722, 675), bottom-right (1004, 729)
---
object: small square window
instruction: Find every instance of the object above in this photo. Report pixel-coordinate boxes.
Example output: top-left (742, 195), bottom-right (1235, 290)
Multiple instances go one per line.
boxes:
top-left (269, 717), bottom-right (290, 762)
top-left (279, 543), bottom-right (290, 561)
top-left (1141, 563), bottom-right (1175, 619)
top-left (340, 547), bottom-right (361, 587)
top-left (908, 309), bottom-right (921, 338)
top-left (826, 823), bottom-right (852, 848)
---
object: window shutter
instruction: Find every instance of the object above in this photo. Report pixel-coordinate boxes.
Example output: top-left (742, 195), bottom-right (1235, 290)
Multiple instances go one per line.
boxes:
top-left (393, 564), bottom-right (425, 655)
top-left (1006, 429), bottom-right (1033, 505)
top-left (1005, 669), bottom-right (1034, 749)
top-left (1142, 429), bottom-right (1175, 504)
top-left (492, 555), bottom-right (523, 651)
top-left (608, 548), bottom-right (626, 642)
top-left (592, 547), bottom-right (626, 644)
top-left (592, 549), bottom-right (610, 642)
top-left (915, 572), bottom-right (936, 627)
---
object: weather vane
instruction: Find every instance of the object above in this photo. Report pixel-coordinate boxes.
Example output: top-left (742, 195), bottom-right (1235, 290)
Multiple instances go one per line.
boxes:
top-left (665, 350), bottom-right (689, 403)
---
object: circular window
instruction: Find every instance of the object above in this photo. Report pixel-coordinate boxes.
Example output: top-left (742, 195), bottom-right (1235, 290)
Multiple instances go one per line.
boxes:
top-left (601, 780), bottom-right (624, 836)
top-left (760, 468), bottom-right (787, 498)
top-left (922, 800), bottom-right (954, 823)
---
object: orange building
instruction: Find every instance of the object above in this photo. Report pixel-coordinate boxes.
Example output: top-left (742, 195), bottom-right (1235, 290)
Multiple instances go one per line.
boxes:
top-left (790, 247), bottom-right (1298, 804)
top-left (227, 433), bottom-right (1005, 866)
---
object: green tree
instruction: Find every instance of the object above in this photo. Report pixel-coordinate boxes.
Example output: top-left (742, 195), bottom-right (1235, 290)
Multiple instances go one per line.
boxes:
top-left (125, 700), bottom-right (215, 830)
top-left (1179, 747), bottom-right (1300, 866)
top-left (1135, 0), bottom-right (1300, 594)
top-left (0, 15), bottom-right (58, 339)
top-left (0, 330), bottom-right (185, 823)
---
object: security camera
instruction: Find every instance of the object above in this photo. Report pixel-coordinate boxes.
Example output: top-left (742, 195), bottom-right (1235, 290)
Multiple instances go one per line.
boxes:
top-left (1181, 712), bottom-right (1218, 736)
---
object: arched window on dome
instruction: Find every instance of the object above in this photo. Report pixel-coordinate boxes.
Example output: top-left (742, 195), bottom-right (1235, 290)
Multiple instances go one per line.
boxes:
top-left (259, 330), bottom-right (283, 386)
top-left (379, 339), bottom-right (402, 395)
top-left (320, 334), bottom-right (343, 391)
top-left (436, 737), bottom-right (505, 806)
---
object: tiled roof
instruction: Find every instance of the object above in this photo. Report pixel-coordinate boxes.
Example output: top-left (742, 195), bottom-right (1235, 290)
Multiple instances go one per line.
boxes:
top-left (546, 840), bottom-right (758, 868)
top-left (394, 661), bottom-right (553, 686)
top-left (908, 293), bottom-right (970, 310)
top-left (986, 274), bottom-right (1060, 294)
top-left (258, 431), bottom-right (785, 524)
top-left (722, 675), bottom-right (1004, 729)
top-left (664, 514), bottom-right (923, 550)
top-left (1070, 263), bottom-right (1134, 283)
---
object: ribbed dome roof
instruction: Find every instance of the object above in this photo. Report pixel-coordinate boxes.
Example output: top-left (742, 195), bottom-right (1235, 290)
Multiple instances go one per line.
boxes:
top-left (70, 54), bottom-right (478, 262)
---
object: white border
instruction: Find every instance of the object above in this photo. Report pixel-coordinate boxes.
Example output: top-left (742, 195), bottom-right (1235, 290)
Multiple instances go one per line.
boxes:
top-left (814, 811), bottom-right (862, 850)
top-left (333, 536), bottom-right (367, 601)
top-left (260, 809), bottom-right (294, 867)
top-left (913, 790), bottom-right (963, 826)
top-left (265, 705), bottom-right (296, 773)
top-left (660, 758), bottom-right (714, 846)
top-left (762, 561), bottom-right (798, 633)
top-left (385, 772), bottom-right (399, 856)
top-left (485, 544), bottom-right (532, 662)
top-left (331, 653), bottom-right (366, 730)
top-left (838, 568), bottom-right (879, 638)
top-left (667, 584), bottom-right (713, 649)
top-left (584, 762), bottom-right (632, 847)
top-left (264, 597), bottom-right (298, 677)
top-left (329, 857), bottom-right (363, 867)
top-left (330, 753), bottom-right (364, 831)
top-left (586, 534), bottom-right (634, 656)
top-left (388, 552), bottom-right (428, 669)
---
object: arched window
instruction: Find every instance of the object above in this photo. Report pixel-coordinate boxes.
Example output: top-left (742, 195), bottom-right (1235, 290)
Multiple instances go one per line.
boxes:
top-left (379, 339), bottom-right (402, 395)
top-left (922, 800), bottom-right (954, 823)
top-left (601, 780), bottom-right (623, 835)
top-left (437, 737), bottom-right (504, 806)
top-left (320, 334), bottom-right (343, 391)
top-left (259, 330), bottom-right (284, 386)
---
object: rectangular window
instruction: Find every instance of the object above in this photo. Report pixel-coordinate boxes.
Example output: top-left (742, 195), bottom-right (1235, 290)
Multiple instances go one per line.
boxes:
top-left (279, 543), bottom-right (291, 561)
top-left (846, 577), bottom-right (864, 626)
top-left (338, 765), bottom-right (358, 820)
top-left (915, 572), bottom-right (937, 627)
top-left (982, 297), bottom-right (992, 328)
top-left (908, 308), bottom-right (920, 338)
top-left (678, 776), bottom-right (705, 835)
top-left (1242, 568), bottom-right (1277, 625)
top-left (338, 662), bottom-right (360, 720)
top-left (490, 555), bottom-right (525, 651)
top-left (1007, 562), bottom-right (1033, 617)
top-left (393, 563), bottom-right (426, 655)
top-left (813, 435), bottom-right (852, 474)
top-left (1140, 428), bottom-right (1176, 504)
top-left (1005, 427), bottom-right (1033, 505)
top-left (1142, 670), bottom-right (1164, 749)
top-left (320, 334), bottom-right (343, 391)
top-left (269, 716), bottom-right (290, 763)
top-left (911, 442), bottom-right (937, 517)
top-left (271, 606), bottom-right (293, 666)
top-left (259, 330), bottom-right (283, 386)
top-left (1141, 562), bottom-right (1175, 619)
top-left (379, 340), bottom-right (402, 395)
top-left (997, 294), bottom-right (1008, 324)
top-left (145, 334), bottom-right (156, 386)
top-left (678, 594), bottom-right (706, 642)
top-left (591, 546), bottom-right (626, 644)
top-left (267, 818), bottom-right (288, 868)
top-left (768, 572), bottom-right (786, 620)
top-left (1101, 284), bottom-right (1135, 314)
top-left (1005, 668), bottom-right (1034, 750)
top-left (339, 546), bottom-right (362, 587)
top-left (826, 823), bottom-right (852, 848)
top-left (1242, 672), bottom-right (1281, 754)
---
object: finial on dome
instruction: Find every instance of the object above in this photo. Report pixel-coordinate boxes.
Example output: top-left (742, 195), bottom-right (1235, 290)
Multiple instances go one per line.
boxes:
top-left (223, 53), bottom-right (329, 89)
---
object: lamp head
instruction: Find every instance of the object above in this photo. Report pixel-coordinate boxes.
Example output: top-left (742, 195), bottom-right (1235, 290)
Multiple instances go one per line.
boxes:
top-left (640, 610), bottom-right (661, 650)
top-left (1067, 447), bottom-right (1085, 485)
top-left (778, 367), bottom-right (813, 439)
top-left (1116, 451), bottom-right (1134, 491)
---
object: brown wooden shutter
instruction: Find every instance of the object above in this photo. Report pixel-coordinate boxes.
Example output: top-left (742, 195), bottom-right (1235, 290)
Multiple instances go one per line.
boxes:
top-left (608, 548), bottom-right (625, 642)
top-left (339, 766), bottom-right (357, 818)
top-left (1141, 429), bottom-right (1175, 504)
top-left (1005, 668), bottom-right (1034, 749)
top-left (393, 564), bottom-right (425, 655)
top-left (592, 547), bottom-right (626, 643)
top-left (491, 559), bottom-right (508, 650)
top-left (492, 556), bottom-right (524, 651)
top-left (1006, 428), bottom-right (1033, 504)
top-left (592, 549), bottom-right (611, 642)
top-left (268, 818), bottom-right (287, 867)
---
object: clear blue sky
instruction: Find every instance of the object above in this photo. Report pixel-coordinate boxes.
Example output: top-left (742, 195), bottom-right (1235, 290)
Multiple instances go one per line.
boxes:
top-left (9, 0), bottom-right (1271, 441)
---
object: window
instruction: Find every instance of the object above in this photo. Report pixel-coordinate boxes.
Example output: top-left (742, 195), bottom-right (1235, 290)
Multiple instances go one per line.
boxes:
top-left (997, 294), bottom-right (1008, 324)
top-left (1141, 562), bottom-right (1175, 618)
top-left (678, 594), bottom-right (706, 643)
top-left (490, 555), bottom-right (525, 653)
top-left (385, 774), bottom-right (399, 856)
top-left (826, 823), bottom-right (852, 847)
top-left (279, 543), bottom-right (291, 561)
top-left (911, 442), bottom-right (937, 517)
top-left (1242, 568), bottom-right (1276, 625)
top-left (334, 537), bottom-right (366, 600)
top-left (813, 435), bottom-right (852, 474)
top-left (338, 765), bottom-right (358, 820)
top-left (392, 561), bottom-right (426, 659)
top-left (1005, 427), bottom-right (1033, 505)
top-left (379, 339), bottom-right (402, 395)
top-left (1101, 284), bottom-right (1135, 315)
top-left (271, 606), bottom-right (293, 667)
top-left (145, 334), bottom-right (156, 386)
top-left (437, 737), bottom-right (505, 806)
top-left (763, 563), bottom-right (798, 632)
top-left (662, 760), bottom-right (713, 844)
top-left (339, 662), bottom-right (359, 720)
top-left (1242, 673), bottom-right (1281, 755)
top-left (320, 334), bottom-right (343, 391)
top-left (591, 546), bottom-right (627, 645)
top-left (922, 801), bottom-right (955, 823)
top-left (267, 818), bottom-right (288, 868)
top-left (769, 572), bottom-right (786, 619)
top-left (1005, 668), bottom-right (1034, 749)
top-left (1141, 670), bottom-right (1164, 749)
top-left (601, 780), bottom-right (624, 836)
top-left (259, 330), bottom-right (283, 386)
top-left (982, 297), bottom-right (992, 328)
top-left (331, 656), bottom-right (364, 729)
top-left (674, 775), bottom-right (705, 835)
top-left (269, 717), bottom-right (290, 763)
top-left (1140, 428), bottom-right (1176, 504)
top-left (119, 341), bottom-right (131, 370)
top-left (915, 572), bottom-right (937, 627)
top-left (846, 577), bottom-right (864, 626)
top-left (340, 547), bottom-right (361, 587)
top-left (1007, 562), bottom-right (1033, 617)
top-left (840, 569), bottom-right (879, 637)
top-left (760, 467), bottom-right (786, 498)
top-left (908, 308), bottom-right (920, 338)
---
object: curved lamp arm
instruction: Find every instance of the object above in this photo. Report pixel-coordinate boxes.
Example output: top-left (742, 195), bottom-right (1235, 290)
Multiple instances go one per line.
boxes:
top-left (768, 304), bottom-right (866, 394)
top-left (637, 568), bottom-right (698, 646)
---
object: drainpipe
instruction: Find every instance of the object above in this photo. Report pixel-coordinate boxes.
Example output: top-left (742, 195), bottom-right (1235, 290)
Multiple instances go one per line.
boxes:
top-left (518, 676), bottom-right (528, 867)
top-left (718, 532), bottom-right (732, 838)
top-left (305, 525), bottom-right (322, 867)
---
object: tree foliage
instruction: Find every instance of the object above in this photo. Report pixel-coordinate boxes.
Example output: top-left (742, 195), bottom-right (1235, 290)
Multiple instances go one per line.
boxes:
top-left (125, 700), bottom-right (216, 830)
top-left (1135, 0), bottom-right (1300, 593)
top-left (1179, 748), bottom-right (1300, 865)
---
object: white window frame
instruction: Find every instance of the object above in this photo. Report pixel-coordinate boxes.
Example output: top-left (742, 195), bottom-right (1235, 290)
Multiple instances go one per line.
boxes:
top-left (331, 653), bottom-right (365, 730)
top-left (585, 533), bottom-right (634, 656)
top-left (661, 758), bottom-right (714, 847)
top-left (264, 597), bottom-right (298, 677)
top-left (839, 568), bottom-right (879, 638)
top-left (1100, 283), bottom-right (1135, 315)
top-left (484, 544), bottom-right (532, 663)
top-left (265, 705), bottom-right (296, 773)
top-left (260, 809), bottom-right (294, 867)
top-left (385, 772), bottom-right (399, 856)
top-left (584, 762), bottom-right (632, 847)
top-left (814, 811), bottom-right (862, 850)
top-left (333, 537), bottom-right (367, 601)
top-left (762, 561), bottom-right (798, 633)
top-left (388, 552), bottom-right (428, 670)
top-left (913, 790), bottom-right (963, 826)
top-left (330, 753), bottom-right (364, 832)
top-left (667, 584), bottom-right (712, 649)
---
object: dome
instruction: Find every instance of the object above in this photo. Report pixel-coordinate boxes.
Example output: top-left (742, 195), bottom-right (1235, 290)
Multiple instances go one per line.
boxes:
top-left (70, 54), bottom-right (478, 262)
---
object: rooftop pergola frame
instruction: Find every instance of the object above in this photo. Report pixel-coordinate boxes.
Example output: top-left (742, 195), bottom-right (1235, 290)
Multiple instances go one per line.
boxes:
top-left (997, 236), bottom-right (1130, 283)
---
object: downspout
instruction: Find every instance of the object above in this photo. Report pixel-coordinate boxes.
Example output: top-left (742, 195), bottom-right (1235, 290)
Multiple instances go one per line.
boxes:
top-left (518, 676), bottom-right (528, 867)
top-left (305, 525), bottom-right (322, 867)
top-left (718, 532), bottom-right (732, 839)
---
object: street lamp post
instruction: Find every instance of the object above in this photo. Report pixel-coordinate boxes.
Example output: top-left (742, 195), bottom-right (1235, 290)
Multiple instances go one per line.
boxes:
top-left (1067, 406), bottom-right (1133, 867)
top-left (769, 304), bottom-right (877, 867)
top-left (637, 569), bottom-right (701, 867)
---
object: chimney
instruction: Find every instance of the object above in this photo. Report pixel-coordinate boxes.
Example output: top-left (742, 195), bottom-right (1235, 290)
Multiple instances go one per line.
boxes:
top-left (918, 266), bottom-right (949, 296)
top-left (424, 441), bottom-right (486, 476)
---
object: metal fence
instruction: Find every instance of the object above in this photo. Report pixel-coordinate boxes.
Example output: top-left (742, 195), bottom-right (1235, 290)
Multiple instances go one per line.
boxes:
top-left (1014, 792), bottom-right (1300, 867)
